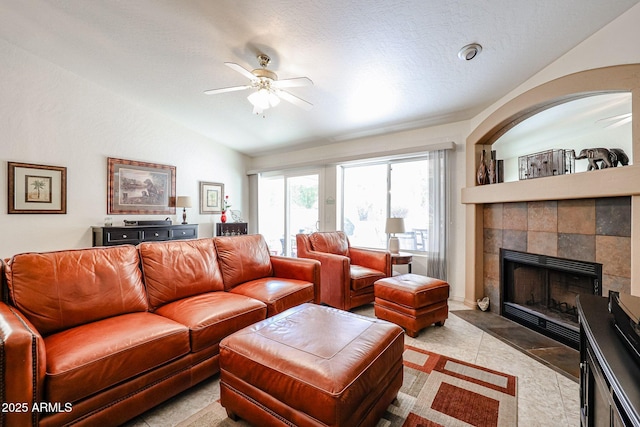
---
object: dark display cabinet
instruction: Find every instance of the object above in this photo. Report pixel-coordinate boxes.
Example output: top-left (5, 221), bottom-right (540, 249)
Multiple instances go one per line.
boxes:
top-left (578, 295), bottom-right (640, 426)
top-left (216, 222), bottom-right (248, 236)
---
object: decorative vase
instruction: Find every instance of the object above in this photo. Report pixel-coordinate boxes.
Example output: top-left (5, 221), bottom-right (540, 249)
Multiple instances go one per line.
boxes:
top-left (220, 211), bottom-right (227, 223)
top-left (477, 149), bottom-right (489, 185)
top-left (488, 150), bottom-right (497, 184)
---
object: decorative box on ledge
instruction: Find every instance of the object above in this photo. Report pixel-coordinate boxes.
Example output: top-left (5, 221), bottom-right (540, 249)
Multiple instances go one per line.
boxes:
top-left (519, 149), bottom-right (575, 180)
top-left (216, 222), bottom-right (248, 236)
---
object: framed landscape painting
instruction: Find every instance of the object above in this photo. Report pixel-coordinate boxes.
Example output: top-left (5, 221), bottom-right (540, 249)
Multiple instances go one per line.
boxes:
top-left (8, 162), bottom-right (67, 214)
top-left (108, 157), bottom-right (176, 215)
top-left (200, 181), bottom-right (224, 214)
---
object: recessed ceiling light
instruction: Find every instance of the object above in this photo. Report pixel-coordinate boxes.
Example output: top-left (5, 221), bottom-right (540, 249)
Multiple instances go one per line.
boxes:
top-left (458, 43), bottom-right (482, 61)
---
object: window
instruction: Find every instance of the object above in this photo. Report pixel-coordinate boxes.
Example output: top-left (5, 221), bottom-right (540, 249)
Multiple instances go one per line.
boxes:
top-left (390, 160), bottom-right (430, 251)
top-left (341, 150), bottom-right (448, 279)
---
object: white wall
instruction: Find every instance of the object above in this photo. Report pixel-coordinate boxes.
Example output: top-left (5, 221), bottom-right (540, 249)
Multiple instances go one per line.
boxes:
top-left (0, 39), bottom-right (249, 259)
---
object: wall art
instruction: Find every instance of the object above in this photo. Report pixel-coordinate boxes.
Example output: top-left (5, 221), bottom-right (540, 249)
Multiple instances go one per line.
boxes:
top-left (108, 157), bottom-right (176, 215)
top-left (8, 162), bottom-right (67, 214)
top-left (199, 181), bottom-right (224, 214)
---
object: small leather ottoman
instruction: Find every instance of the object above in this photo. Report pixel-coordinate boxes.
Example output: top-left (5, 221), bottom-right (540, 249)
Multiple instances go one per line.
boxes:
top-left (374, 273), bottom-right (449, 337)
top-left (219, 303), bottom-right (404, 427)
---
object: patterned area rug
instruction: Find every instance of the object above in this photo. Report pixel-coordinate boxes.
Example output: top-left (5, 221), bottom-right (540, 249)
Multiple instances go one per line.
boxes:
top-left (178, 345), bottom-right (517, 427)
top-left (382, 345), bottom-right (517, 427)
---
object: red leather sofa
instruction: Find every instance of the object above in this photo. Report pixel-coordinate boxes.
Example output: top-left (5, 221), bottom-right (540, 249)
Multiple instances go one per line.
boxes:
top-left (0, 234), bottom-right (320, 427)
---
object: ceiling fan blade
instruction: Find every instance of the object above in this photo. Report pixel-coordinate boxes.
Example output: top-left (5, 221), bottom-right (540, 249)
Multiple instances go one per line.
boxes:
top-left (225, 62), bottom-right (257, 81)
top-left (274, 77), bottom-right (313, 88)
top-left (596, 112), bottom-right (632, 128)
top-left (204, 85), bottom-right (251, 95)
top-left (597, 112), bottom-right (631, 123)
top-left (276, 89), bottom-right (313, 110)
top-left (606, 115), bottom-right (632, 129)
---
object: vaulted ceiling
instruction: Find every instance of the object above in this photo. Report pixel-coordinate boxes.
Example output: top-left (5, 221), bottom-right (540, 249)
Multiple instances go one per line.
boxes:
top-left (0, 0), bottom-right (638, 156)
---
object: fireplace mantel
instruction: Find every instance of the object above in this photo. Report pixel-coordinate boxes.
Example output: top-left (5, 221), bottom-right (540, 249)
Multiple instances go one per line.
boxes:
top-left (463, 64), bottom-right (640, 307)
top-left (462, 164), bottom-right (640, 205)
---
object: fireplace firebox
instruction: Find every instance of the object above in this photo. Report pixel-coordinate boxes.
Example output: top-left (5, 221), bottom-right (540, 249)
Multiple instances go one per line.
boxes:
top-left (500, 249), bottom-right (602, 349)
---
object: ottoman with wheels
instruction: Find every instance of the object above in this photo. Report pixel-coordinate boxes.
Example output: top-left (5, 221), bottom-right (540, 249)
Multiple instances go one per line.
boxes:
top-left (374, 273), bottom-right (449, 337)
top-left (219, 303), bottom-right (404, 427)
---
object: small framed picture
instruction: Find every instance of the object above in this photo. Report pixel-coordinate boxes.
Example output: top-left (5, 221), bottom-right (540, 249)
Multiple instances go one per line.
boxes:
top-left (8, 162), bottom-right (67, 214)
top-left (200, 181), bottom-right (224, 214)
top-left (108, 157), bottom-right (176, 215)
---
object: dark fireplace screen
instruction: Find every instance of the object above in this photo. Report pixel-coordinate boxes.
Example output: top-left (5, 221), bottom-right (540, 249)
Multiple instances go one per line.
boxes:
top-left (501, 249), bottom-right (602, 348)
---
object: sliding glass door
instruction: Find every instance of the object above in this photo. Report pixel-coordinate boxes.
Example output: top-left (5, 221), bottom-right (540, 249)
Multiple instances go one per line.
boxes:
top-left (259, 176), bottom-right (285, 254)
top-left (259, 172), bottom-right (320, 256)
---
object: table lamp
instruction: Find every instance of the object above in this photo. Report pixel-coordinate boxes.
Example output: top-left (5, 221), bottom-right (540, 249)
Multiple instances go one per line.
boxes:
top-left (385, 217), bottom-right (405, 254)
top-left (176, 196), bottom-right (192, 224)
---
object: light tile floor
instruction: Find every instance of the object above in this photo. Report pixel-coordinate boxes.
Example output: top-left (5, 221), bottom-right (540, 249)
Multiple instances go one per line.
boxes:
top-left (127, 300), bottom-right (579, 426)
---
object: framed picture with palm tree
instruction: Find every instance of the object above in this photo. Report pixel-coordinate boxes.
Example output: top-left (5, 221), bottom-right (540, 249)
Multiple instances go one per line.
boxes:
top-left (8, 162), bottom-right (67, 214)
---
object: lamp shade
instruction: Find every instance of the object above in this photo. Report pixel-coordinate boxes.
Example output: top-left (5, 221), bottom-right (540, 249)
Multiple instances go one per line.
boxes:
top-left (385, 217), bottom-right (405, 234)
top-left (176, 196), bottom-right (192, 208)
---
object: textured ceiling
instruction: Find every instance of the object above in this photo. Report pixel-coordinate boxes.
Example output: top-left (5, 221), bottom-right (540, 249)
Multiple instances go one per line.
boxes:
top-left (0, 0), bottom-right (638, 156)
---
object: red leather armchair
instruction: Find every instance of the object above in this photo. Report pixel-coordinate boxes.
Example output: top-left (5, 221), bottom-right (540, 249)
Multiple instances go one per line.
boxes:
top-left (296, 231), bottom-right (391, 310)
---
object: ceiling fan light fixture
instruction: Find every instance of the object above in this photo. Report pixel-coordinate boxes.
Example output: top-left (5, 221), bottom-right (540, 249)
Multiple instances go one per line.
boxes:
top-left (458, 43), bottom-right (482, 61)
top-left (248, 87), bottom-right (280, 113)
top-left (268, 91), bottom-right (280, 107)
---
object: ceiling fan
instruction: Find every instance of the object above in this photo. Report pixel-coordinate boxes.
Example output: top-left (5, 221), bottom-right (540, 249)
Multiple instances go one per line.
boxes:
top-left (204, 54), bottom-right (313, 115)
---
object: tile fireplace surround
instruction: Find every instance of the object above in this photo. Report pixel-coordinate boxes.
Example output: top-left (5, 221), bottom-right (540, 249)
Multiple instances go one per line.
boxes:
top-left (482, 197), bottom-right (631, 314)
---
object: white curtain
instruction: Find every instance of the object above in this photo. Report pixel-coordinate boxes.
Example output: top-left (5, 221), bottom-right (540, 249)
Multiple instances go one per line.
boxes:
top-left (426, 149), bottom-right (448, 280)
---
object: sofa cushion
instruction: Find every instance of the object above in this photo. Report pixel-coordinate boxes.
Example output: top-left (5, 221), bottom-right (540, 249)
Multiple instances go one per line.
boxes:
top-left (230, 278), bottom-right (315, 316)
top-left (350, 265), bottom-right (386, 291)
top-left (154, 292), bottom-right (267, 353)
top-left (6, 246), bottom-right (148, 336)
top-left (139, 239), bottom-right (225, 310)
top-left (309, 231), bottom-right (350, 256)
top-left (44, 312), bottom-right (190, 404)
top-left (215, 235), bottom-right (273, 290)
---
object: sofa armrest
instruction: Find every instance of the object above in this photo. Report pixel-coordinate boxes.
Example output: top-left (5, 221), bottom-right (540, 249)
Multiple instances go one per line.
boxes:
top-left (270, 256), bottom-right (322, 304)
top-left (0, 303), bottom-right (46, 426)
top-left (349, 247), bottom-right (392, 276)
top-left (296, 251), bottom-right (350, 308)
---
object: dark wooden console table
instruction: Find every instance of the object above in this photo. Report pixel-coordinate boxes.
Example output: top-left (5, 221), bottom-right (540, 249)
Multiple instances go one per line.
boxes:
top-left (92, 224), bottom-right (198, 246)
top-left (578, 294), bottom-right (640, 426)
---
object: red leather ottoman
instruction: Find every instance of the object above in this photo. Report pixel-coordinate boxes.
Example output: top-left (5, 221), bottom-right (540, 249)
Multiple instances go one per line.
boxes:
top-left (374, 273), bottom-right (449, 337)
top-left (219, 303), bottom-right (404, 427)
